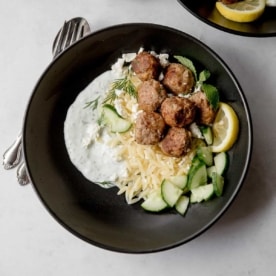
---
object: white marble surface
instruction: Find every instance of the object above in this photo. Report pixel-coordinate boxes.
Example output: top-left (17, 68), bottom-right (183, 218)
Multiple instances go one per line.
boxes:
top-left (0, 0), bottom-right (276, 275)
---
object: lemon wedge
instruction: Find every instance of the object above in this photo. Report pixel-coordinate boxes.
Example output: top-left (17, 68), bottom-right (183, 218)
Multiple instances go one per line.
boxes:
top-left (211, 102), bottom-right (239, 153)
top-left (216, 0), bottom-right (266, 23)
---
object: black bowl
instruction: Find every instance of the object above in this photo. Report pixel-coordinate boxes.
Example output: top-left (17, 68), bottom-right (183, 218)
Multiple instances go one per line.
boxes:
top-left (23, 23), bottom-right (252, 253)
top-left (178, 0), bottom-right (276, 37)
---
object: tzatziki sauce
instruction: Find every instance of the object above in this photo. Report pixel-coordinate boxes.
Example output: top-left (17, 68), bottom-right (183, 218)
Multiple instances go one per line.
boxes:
top-left (64, 70), bottom-right (128, 188)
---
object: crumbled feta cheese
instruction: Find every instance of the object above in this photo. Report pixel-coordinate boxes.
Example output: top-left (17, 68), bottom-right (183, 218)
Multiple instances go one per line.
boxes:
top-left (158, 72), bottom-right (164, 81)
top-left (158, 53), bottom-right (169, 67)
top-left (114, 98), bottom-right (126, 117)
top-left (111, 58), bottom-right (125, 78)
top-left (122, 53), bottom-right (136, 62)
top-left (149, 51), bottom-right (169, 68)
top-left (149, 50), bottom-right (158, 57)
top-left (115, 89), bottom-right (124, 96)
top-left (131, 106), bottom-right (141, 121)
top-left (189, 122), bottom-right (204, 139)
top-left (82, 123), bottom-right (101, 148)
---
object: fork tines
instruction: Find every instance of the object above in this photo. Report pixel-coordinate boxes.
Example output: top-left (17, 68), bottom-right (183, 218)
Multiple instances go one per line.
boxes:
top-left (53, 19), bottom-right (82, 58)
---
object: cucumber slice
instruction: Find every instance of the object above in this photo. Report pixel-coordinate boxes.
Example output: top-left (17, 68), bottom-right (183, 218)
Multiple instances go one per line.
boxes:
top-left (196, 146), bottom-right (213, 166)
top-left (182, 187), bottom-right (190, 195)
top-left (161, 180), bottom-right (183, 207)
top-left (175, 196), bottom-right (189, 215)
top-left (187, 162), bottom-right (207, 190)
top-left (190, 184), bottom-right (214, 203)
top-left (212, 172), bottom-right (224, 197)
top-left (191, 156), bottom-right (201, 166)
top-left (200, 126), bottom-right (213, 145)
top-left (102, 104), bottom-right (132, 133)
top-left (167, 175), bottom-right (188, 190)
top-left (189, 156), bottom-right (202, 173)
top-left (214, 151), bottom-right (229, 175)
top-left (141, 190), bottom-right (168, 212)
top-left (207, 165), bottom-right (216, 178)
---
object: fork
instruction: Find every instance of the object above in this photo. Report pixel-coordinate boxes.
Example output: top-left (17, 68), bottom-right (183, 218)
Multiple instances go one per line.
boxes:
top-left (52, 17), bottom-right (90, 58)
top-left (3, 17), bottom-right (90, 185)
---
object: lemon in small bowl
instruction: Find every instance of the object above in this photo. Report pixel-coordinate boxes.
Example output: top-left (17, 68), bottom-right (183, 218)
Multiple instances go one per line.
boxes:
top-left (216, 0), bottom-right (266, 23)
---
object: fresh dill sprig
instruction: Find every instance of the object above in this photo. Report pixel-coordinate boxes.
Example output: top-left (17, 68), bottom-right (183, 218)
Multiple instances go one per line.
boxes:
top-left (84, 96), bottom-right (100, 110)
top-left (97, 112), bottom-right (104, 126)
top-left (102, 72), bottom-right (137, 105)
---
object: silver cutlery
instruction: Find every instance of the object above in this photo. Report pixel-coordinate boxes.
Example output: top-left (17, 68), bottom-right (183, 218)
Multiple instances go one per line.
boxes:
top-left (3, 17), bottom-right (90, 185)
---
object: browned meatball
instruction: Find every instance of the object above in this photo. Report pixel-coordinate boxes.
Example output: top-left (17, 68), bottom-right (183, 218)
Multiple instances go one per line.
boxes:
top-left (159, 127), bottom-right (192, 157)
top-left (135, 111), bottom-right (166, 145)
top-left (162, 63), bottom-right (195, 95)
top-left (189, 91), bottom-right (216, 125)
top-left (138, 79), bottom-right (167, 112)
top-left (160, 97), bottom-right (196, 127)
top-left (131, 52), bottom-right (160, 81)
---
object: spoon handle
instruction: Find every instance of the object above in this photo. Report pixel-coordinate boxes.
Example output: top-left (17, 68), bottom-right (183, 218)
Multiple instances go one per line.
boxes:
top-left (17, 162), bottom-right (30, 185)
top-left (3, 133), bottom-right (22, 169)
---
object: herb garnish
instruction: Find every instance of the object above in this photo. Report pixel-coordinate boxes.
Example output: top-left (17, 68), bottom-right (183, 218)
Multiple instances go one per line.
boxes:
top-left (174, 55), bottom-right (198, 81)
top-left (102, 71), bottom-right (137, 105)
top-left (175, 55), bottom-right (219, 110)
top-left (198, 69), bottom-right (211, 84)
top-left (201, 83), bottom-right (219, 110)
top-left (84, 96), bottom-right (100, 110)
top-left (96, 113), bottom-right (104, 126)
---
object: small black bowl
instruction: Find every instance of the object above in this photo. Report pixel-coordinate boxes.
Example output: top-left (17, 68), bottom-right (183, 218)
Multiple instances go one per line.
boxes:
top-left (23, 23), bottom-right (252, 253)
top-left (178, 0), bottom-right (276, 37)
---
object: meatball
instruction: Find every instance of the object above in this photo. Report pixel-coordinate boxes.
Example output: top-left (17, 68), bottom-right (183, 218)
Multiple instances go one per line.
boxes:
top-left (160, 97), bottom-right (196, 127)
top-left (135, 111), bottom-right (166, 145)
top-left (131, 52), bottom-right (160, 81)
top-left (137, 79), bottom-right (167, 112)
top-left (189, 91), bottom-right (216, 125)
top-left (162, 63), bottom-right (195, 95)
top-left (159, 127), bottom-right (192, 157)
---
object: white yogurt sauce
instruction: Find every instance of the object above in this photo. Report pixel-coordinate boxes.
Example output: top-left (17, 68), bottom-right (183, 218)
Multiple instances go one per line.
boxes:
top-left (64, 70), bottom-right (127, 188)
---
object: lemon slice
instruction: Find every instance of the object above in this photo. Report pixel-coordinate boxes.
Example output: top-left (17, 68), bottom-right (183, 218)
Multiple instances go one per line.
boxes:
top-left (216, 0), bottom-right (266, 23)
top-left (211, 102), bottom-right (239, 153)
